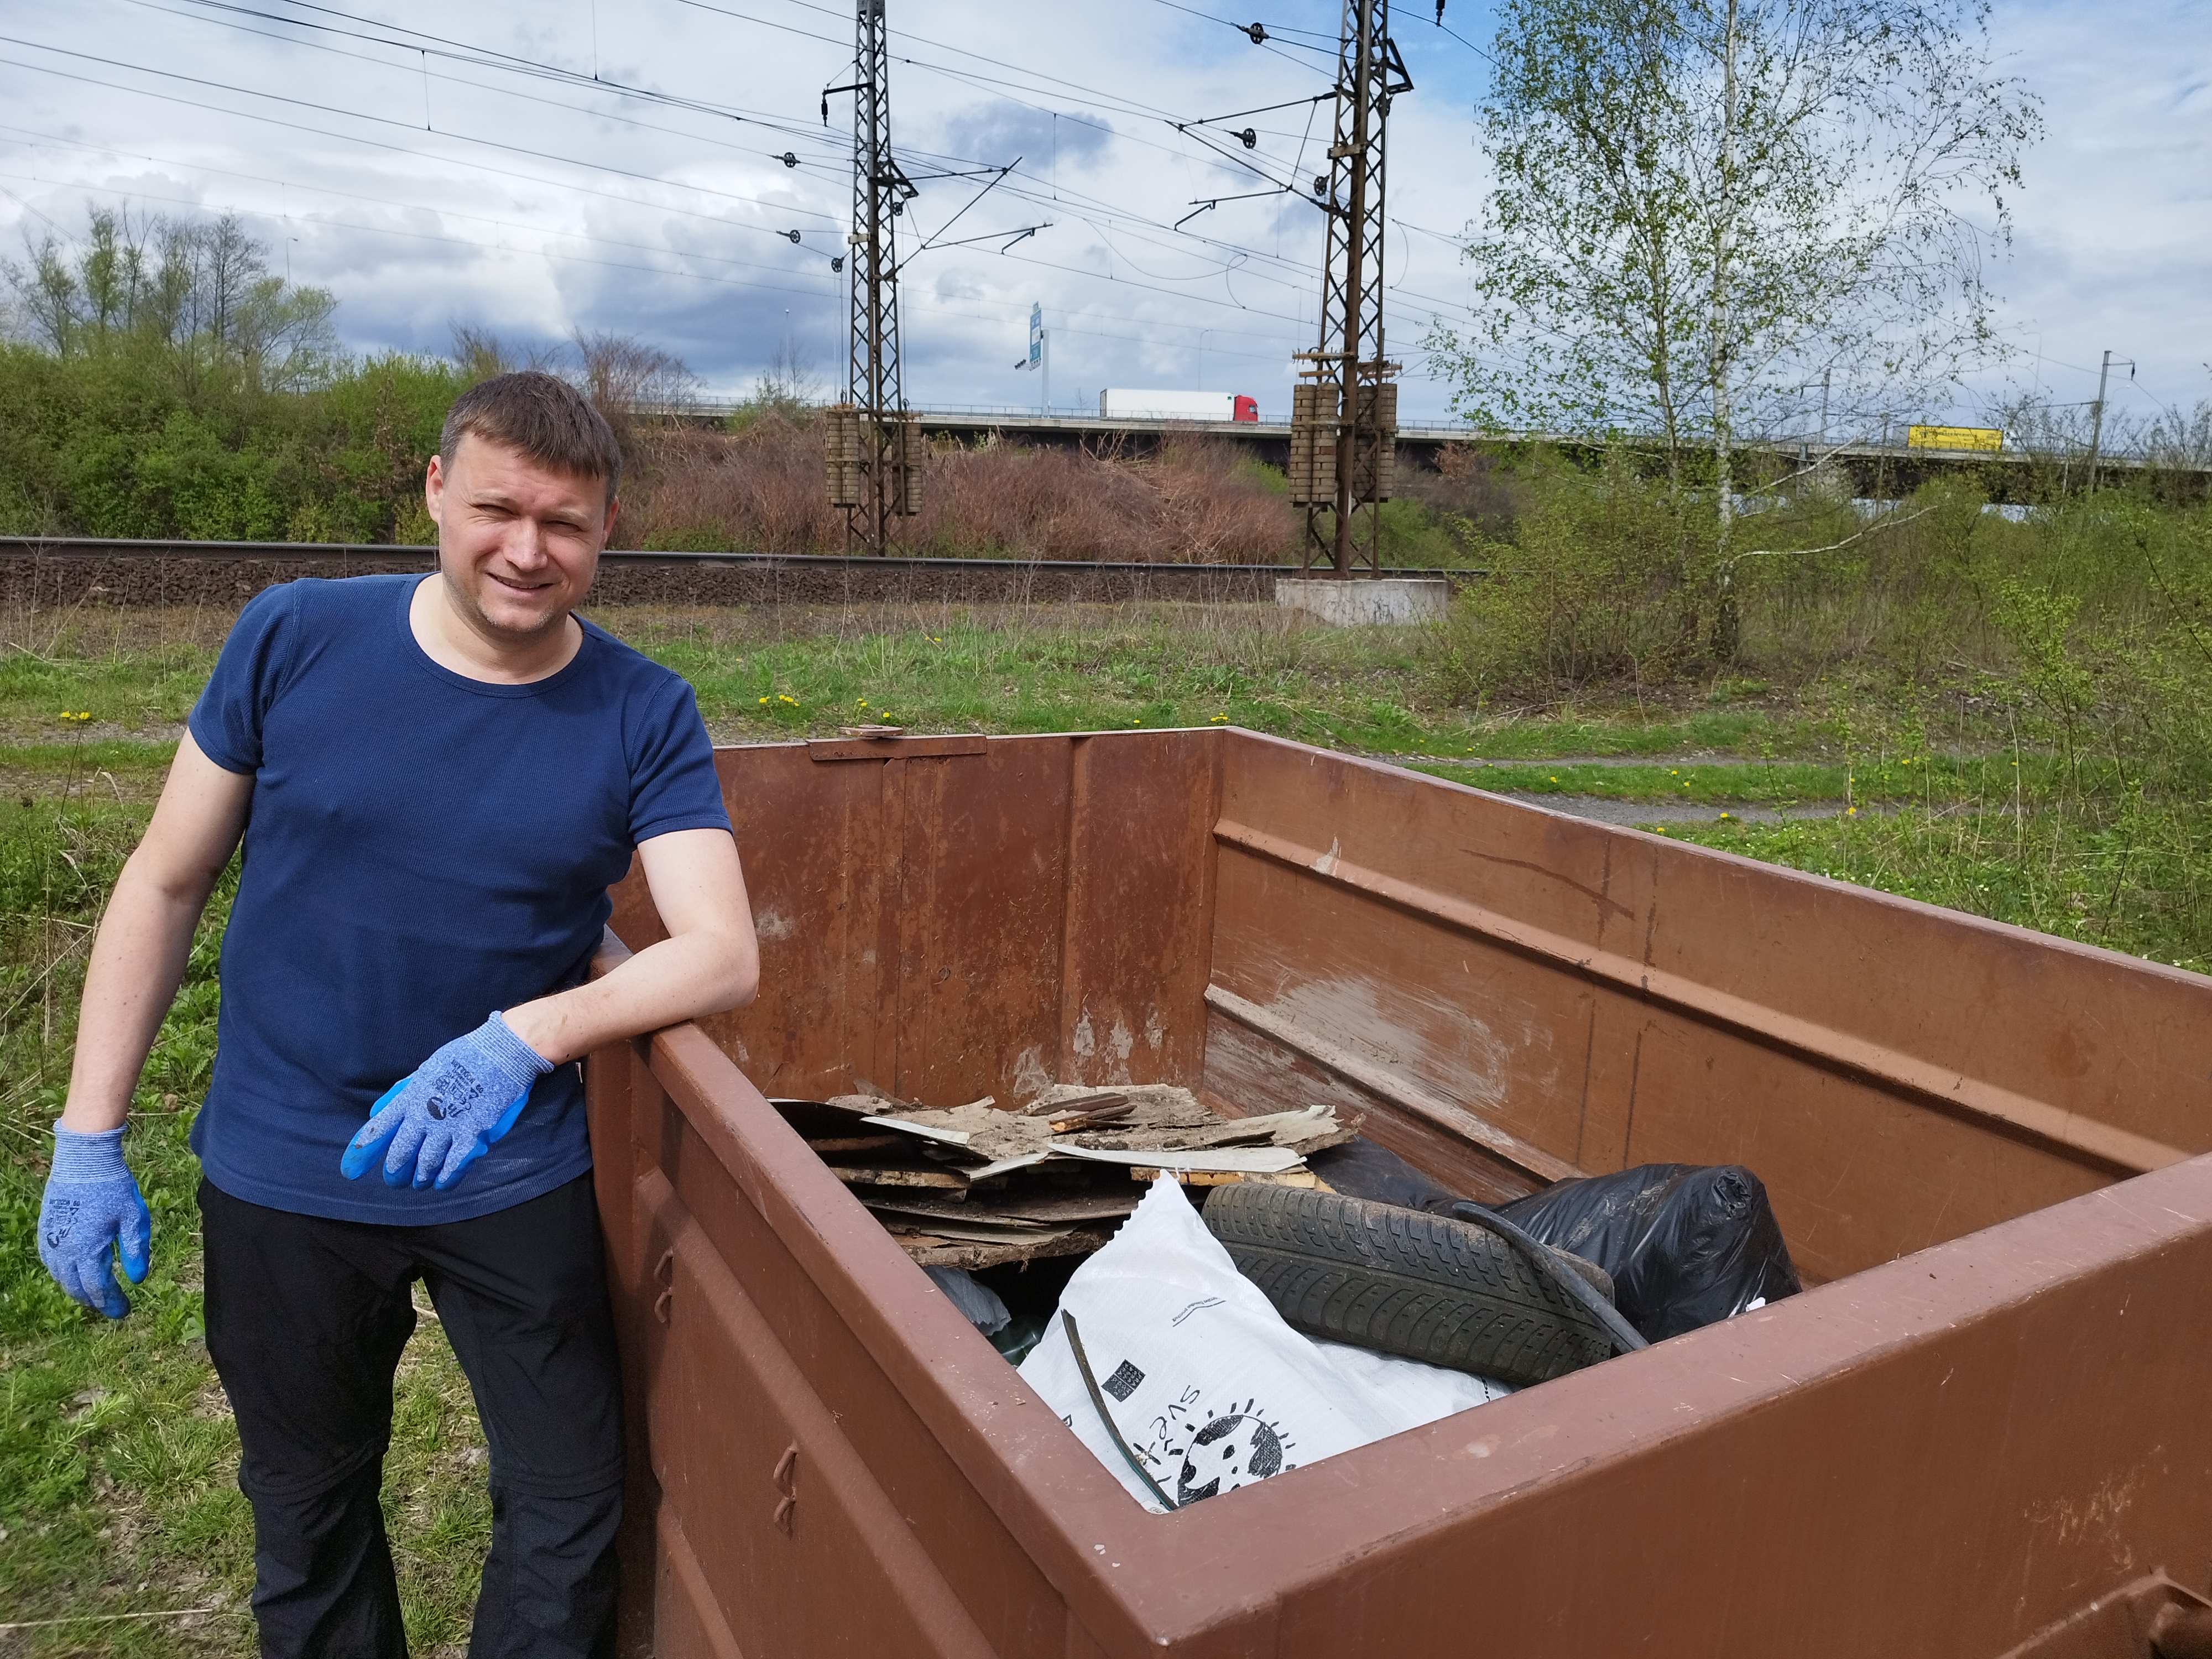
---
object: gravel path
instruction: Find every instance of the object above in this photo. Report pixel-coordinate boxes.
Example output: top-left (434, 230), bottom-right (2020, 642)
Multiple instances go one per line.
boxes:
top-left (1485, 792), bottom-right (1850, 826)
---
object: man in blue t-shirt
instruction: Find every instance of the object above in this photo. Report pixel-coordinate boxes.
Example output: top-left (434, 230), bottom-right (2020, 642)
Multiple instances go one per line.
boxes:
top-left (35, 372), bottom-right (759, 1658)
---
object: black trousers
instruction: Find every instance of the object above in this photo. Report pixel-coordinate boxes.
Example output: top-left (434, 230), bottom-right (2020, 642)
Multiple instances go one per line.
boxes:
top-left (200, 1173), bottom-right (624, 1659)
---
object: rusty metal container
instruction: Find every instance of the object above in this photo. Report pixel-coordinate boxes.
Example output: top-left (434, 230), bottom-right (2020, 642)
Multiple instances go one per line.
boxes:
top-left (588, 728), bottom-right (2212, 1658)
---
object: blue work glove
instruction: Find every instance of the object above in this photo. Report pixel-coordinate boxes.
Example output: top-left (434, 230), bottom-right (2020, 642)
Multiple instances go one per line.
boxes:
top-left (39, 1123), bottom-right (153, 1320)
top-left (339, 1013), bottom-right (554, 1192)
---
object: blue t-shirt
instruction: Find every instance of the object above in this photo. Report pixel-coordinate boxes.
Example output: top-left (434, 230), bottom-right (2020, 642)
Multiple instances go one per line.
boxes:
top-left (185, 574), bottom-right (732, 1223)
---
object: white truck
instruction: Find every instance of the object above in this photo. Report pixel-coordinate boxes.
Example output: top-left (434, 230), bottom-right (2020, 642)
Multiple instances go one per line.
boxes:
top-left (1097, 389), bottom-right (1259, 422)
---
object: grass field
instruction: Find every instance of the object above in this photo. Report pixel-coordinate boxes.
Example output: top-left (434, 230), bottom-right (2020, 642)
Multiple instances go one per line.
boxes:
top-left (1, 595), bottom-right (2203, 1651)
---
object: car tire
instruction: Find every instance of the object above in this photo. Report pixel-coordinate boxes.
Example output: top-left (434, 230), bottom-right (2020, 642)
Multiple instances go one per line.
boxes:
top-left (1203, 1182), bottom-right (1616, 1386)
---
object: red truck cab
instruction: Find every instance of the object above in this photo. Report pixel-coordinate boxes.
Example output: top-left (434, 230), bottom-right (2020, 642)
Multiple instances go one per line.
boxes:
top-left (1233, 395), bottom-right (1259, 422)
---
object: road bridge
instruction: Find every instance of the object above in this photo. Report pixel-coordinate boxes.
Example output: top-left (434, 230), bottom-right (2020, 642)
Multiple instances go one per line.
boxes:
top-left (683, 402), bottom-right (2208, 504)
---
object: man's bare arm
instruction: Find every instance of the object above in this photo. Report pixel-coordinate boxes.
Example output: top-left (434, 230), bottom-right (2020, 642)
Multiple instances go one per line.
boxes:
top-left (61, 733), bottom-right (255, 1134)
top-left (502, 827), bottom-right (759, 1065)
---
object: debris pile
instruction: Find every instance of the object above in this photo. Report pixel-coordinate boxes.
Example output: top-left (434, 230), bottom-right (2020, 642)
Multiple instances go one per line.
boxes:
top-left (773, 1083), bottom-right (1355, 1271)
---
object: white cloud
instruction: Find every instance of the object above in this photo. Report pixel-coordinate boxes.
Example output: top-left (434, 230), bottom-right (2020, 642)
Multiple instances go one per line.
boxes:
top-left (0, 0), bottom-right (2200, 424)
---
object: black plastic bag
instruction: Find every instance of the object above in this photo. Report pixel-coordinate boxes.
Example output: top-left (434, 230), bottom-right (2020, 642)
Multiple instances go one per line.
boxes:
top-left (1307, 1139), bottom-right (1799, 1343)
top-left (1495, 1164), bottom-right (1800, 1342)
top-left (1305, 1136), bottom-right (1462, 1215)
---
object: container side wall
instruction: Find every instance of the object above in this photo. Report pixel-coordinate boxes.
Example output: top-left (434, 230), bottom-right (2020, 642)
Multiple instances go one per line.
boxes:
top-left (619, 734), bottom-right (1223, 1109)
top-left (596, 731), bottom-right (2212, 1659)
top-left (598, 1025), bottom-right (1113, 1658)
top-left (885, 741), bottom-right (1073, 1104)
top-left (595, 981), bottom-right (2212, 1659)
top-left (1206, 733), bottom-right (2212, 1280)
top-left (1239, 1154), bottom-right (2212, 1659)
top-left (611, 744), bottom-right (902, 1098)
top-left (1055, 732), bottom-right (1221, 1092)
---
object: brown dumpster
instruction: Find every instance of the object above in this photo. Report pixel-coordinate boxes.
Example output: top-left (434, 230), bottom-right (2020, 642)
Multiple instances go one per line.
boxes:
top-left (588, 728), bottom-right (2212, 1658)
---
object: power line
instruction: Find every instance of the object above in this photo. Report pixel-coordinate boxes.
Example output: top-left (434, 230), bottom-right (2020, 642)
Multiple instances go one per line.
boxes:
top-left (0, 48), bottom-right (1461, 348)
top-left (119, 0), bottom-right (1390, 307)
top-left (0, 152), bottom-right (1303, 364)
top-left (1142, 0), bottom-right (1343, 66)
top-left (0, 165), bottom-right (842, 302)
top-left (0, 131), bottom-right (841, 288)
top-left (2, 8), bottom-right (1472, 364)
top-left (0, 34), bottom-right (844, 225)
top-left (685, 0), bottom-right (1339, 186)
top-left (0, 49), bottom-right (845, 237)
top-left (161, 0), bottom-right (820, 135)
top-left (123, 0), bottom-right (853, 173)
top-left (1427, 14), bottom-right (1496, 66)
top-left (1145, 0), bottom-right (1339, 45)
top-left (0, 46), bottom-right (1326, 326)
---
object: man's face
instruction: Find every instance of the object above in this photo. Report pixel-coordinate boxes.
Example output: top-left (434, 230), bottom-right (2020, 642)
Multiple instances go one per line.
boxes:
top-left (425, 434), bottom-right (617, 641)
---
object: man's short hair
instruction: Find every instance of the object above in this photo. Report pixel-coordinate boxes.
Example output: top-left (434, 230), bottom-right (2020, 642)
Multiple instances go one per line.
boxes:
top-left (440, 372), bottom-right (623, 508)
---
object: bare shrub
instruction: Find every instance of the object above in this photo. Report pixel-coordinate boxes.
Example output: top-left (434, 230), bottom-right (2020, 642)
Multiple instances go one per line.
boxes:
top-left (632, 418), bottom-right (839, 554)
top-left (1400, 442), bottom-right (1525, 538)
top-left (628, 424), bottom-right (1297, 561)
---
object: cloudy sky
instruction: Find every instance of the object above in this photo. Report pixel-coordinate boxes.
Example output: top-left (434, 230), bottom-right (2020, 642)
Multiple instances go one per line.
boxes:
top-left (0, 0), bottom-right (2204, 427)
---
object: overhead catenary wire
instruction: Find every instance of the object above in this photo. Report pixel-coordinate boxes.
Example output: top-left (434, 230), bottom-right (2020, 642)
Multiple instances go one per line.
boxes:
top-left (0, 154), bottom-right (1303, 365)
top-left (93, 0), bottom-right (1396, 305)
top-left (123, 0), bottom-right (855, 173)
top-left (6, 27), bottom-right (1454, 326)
top-left (0, 36), bottom-right (844, 225)
top-left (1144, 0), bottom-right (1339, 46)
top-left (159, 0), bottom-right (821, 135)
top-left (0, 131), bottom-right (846, 284)
top-left (0, 165), bottom-right (844, 305)
top-left (154, 0), bottom-right (1438, 307)
top-left (2, 1), bottom-right (1482, 382)
top-left (1140, 0), bottom-right (1343, 69)
top-left (0, 66), bottom-right (1348, 332)
top-left (0, 53), bottom-right (1463, 347)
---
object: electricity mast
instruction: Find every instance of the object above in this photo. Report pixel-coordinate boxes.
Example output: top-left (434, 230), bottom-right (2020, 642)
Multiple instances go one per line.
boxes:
top-left (1288, 0), bottom-right (1409, 576)
top-left (826, 0), bottom-right (919, 554)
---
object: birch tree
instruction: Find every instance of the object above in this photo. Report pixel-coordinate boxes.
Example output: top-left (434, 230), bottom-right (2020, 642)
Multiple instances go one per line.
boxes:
top-left (1430, 0), bottom-right (2041, 566)
top-left (4, 208), bottom-right (337, 391)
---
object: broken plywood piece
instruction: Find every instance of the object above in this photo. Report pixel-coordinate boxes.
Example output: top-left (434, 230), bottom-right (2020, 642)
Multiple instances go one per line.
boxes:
top-left (863, 1189), bottom-right (1140, 1228)
top-left (1132, 1168), bottom-right (1327, 1188)
top-left (879, 1215), bottom-right (1073, 1246)
top-left (829, 1166), bottom-right (972, 1190)
top-left (1054, 1144), bottom-right (1307, 1175)
top-left (1025, 1082), bottom-right (1216, 1126)
top-left (865, 1102), bottom-right (1053, 1161)
top-left (860, 1114), bottom-right (975, 1147)
top-left (1066, 1102), bottom-right (1353, 1155)
top-left (899, 1228), bottom-right (1114, 1271)
top-left (795, 1082), bottom-right (1345, 1267)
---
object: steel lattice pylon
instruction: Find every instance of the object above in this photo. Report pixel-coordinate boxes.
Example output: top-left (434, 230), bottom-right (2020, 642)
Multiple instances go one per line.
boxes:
top-left (1289, 0), bottom-right (1409, 576)
top-left (828, 0), bottom-right (919, 555)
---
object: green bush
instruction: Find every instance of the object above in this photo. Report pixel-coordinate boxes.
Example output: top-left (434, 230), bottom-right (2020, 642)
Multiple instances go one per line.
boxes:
top-left (1434, 448), bottom-right (1716, 697)
top-left (0, 340), bottom-right (457, 543)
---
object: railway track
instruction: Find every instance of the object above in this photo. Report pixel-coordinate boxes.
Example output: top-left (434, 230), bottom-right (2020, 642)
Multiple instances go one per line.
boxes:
top-left (0, 536), bottom-right (1468, 611)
